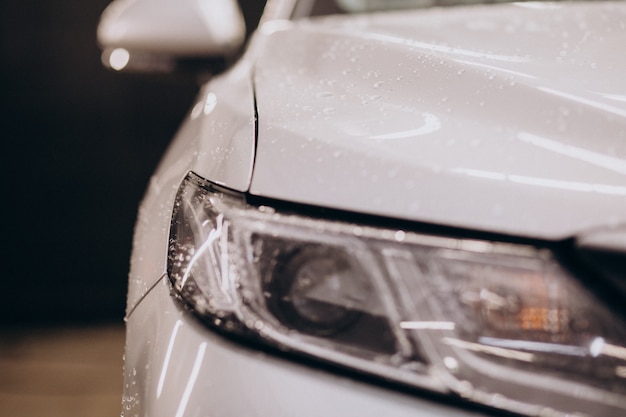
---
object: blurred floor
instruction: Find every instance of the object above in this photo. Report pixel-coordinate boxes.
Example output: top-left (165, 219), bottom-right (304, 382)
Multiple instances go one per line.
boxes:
top-left (0, 324), bottom-right (125, 417)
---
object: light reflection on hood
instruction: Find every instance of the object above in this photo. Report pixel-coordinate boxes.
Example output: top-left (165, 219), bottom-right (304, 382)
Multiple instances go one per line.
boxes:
top-left (250, 1), bottom-right (626, 239)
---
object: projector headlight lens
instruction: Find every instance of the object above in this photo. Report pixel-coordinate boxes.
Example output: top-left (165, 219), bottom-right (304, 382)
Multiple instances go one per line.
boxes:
top-left (168, 172), bottom-right (626, 417)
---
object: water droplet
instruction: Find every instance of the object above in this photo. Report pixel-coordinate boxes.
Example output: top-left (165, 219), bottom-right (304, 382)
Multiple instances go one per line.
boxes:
top-left (316, 91), bottom-right (334, 99)
top-left (458, 380), bottom-right (474, 398)
top-left (444, 356), bottom-right (459, 371)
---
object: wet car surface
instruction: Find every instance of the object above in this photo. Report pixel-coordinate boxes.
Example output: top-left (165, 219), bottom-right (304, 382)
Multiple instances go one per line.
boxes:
top-left (98, 0), bottom-right (626, 416)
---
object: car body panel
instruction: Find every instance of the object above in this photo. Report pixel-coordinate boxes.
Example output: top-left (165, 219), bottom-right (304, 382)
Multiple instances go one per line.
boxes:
top-left (577, 224), bottom-right (626, 252)
top-left (250, 2), bottom-right (626, 240)
top-left (125, 62), bottom-right (256, 315)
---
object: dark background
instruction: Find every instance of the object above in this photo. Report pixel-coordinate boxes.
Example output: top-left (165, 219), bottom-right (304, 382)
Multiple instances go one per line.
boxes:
top-left (1, 0), bottom-right (198, 324)
top-left (0, 7), bottom-right (265, 415)
top-left (0, 1), bottom-right (269, 325)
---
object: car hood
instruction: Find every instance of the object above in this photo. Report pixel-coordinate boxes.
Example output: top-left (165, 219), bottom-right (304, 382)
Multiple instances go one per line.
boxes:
top-left (249, 1), bottom-right (626, 240)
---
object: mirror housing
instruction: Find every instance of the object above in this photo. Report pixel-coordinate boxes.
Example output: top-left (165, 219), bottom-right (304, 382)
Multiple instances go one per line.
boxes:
top-left (97, 0), bottom-right (246, 73)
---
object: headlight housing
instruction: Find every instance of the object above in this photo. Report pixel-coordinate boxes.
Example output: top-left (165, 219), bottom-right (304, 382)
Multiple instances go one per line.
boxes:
top-left (168, 172), bottom-right (626, 417)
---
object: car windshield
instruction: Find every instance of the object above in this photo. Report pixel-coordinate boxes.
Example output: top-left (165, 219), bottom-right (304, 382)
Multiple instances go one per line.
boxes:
top-left (298, 0), bottom-right (604, 16)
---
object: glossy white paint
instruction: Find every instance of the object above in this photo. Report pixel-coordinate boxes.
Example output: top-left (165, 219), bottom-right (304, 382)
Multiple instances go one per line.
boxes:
top-left (123, 276), bottom-right (485, 417)
top-left (124, 62), bottom-right (256, 315)
top-left (578, 225), bottom-right (626, 252)
top-left (98, 0), bottom-right (245, 56)
top-left (250, 2), bottom-right (626, 239)
top-left (105, 1), bottom-right (626, 416)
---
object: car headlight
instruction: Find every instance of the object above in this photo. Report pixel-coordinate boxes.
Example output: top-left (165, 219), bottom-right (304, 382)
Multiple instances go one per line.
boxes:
top-left (168, 172), bottom-right (626, 417)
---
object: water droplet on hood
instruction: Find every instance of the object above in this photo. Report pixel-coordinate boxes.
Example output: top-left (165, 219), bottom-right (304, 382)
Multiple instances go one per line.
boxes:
top-left (316, 91), bottom-right (334, 99)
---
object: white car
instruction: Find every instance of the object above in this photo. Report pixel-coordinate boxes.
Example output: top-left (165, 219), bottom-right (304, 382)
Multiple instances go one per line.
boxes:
top-left (98, 0), bottom-right (626, 416)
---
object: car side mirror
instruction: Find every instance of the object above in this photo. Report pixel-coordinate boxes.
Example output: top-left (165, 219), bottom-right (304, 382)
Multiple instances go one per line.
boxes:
top-left (97, 0), bottom-right (246, 73)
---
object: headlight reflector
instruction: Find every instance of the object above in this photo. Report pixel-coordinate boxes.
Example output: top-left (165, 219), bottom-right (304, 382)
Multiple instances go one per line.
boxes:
top-left (168, 172), bottom-right (626, 417)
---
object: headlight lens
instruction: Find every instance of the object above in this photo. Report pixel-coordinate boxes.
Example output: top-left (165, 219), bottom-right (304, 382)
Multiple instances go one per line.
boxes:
top-left (168, 172), bottom-right (626, 417)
